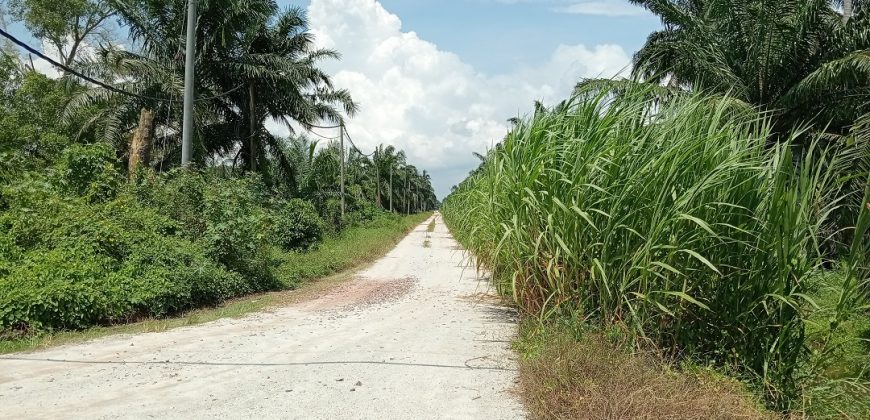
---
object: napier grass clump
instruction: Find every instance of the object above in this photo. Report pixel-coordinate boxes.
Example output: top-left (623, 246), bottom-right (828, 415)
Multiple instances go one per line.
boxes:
top-left (442, 84), bottom-right (869, 409)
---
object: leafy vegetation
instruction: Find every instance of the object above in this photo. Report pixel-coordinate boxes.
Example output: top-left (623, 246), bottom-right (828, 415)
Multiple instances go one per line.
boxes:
top-left (443, 2), bottom-right (869, 416)
top-left (0, 210), bottom-right (429, 354)
top-left (0, 0), bottom-right (436, 339)
top-left (442, 83), bottom-right (869, 413)
top-left (629, 0), bottom-right (870, 144)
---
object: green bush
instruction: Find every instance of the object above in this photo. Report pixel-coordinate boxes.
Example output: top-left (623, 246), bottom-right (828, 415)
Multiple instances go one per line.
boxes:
top-left (135, 169), bottom-right (277, 289)
top-left (272, 198), bottom-right (324, 250)
top-left (199, 175), bottom-right (274, 288)
top-left (320, 197), bottom-right (344, 232)
top-left (54, 143), bottom-right (122, 203)
top-left (0, 179), bottom-right (254, 333)
top-left (132, 168), bottom-right (209, 235)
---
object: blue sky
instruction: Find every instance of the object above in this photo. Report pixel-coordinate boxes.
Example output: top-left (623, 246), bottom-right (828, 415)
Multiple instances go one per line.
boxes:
top-left (372, 0), bottom-right (658, 74)
top-left (5, 0), bottom-right (662, 198)
top-left (293, 0), bottom-right (660, 198)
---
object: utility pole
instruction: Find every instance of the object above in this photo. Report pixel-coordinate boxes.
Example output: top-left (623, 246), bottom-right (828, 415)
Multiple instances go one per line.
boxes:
top-left (181, 0), bottom-right (196, 166)
top-left (248, 82), bottom-right (256, 171)
top-left (389, 166), bottom-right (393, 212)
top-left (374, 147), bottom-right (381, 209)
top-left (339, 123), bottom-right (346, 218)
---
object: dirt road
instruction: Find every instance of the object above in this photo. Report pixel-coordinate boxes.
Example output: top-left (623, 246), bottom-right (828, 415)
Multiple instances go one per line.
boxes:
top-left (0, 213), bottom-right (524, 419)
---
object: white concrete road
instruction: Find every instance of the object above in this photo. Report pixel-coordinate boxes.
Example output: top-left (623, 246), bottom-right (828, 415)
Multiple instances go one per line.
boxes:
top-left (0, 213), bottom-right (525, 419)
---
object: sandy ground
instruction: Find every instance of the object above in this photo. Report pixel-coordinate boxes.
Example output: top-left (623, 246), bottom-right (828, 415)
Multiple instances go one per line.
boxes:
top-left (0, 213), bottom-right (525, 419)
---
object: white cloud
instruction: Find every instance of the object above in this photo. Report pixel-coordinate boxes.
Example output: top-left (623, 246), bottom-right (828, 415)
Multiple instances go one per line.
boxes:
top-left (25, 37), bottom-right (107, 80)
top-left (28, 40), bottom-right (63, 79)
top-left (557, 1), bottom-right (648, 17)
top-left (302, 0), bottom-right (631, 198)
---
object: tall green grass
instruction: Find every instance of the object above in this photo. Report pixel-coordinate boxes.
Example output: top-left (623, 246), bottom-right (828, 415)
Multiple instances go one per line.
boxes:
top-left (442, 84), bottom-right (869, 409)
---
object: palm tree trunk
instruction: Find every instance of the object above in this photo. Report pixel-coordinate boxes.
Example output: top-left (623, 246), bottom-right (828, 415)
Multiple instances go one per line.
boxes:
top-left (129, 107), bottom-right (155, 179)
top-left (248, 82), bottom-right (257, 172)
top-left (843, 0), bottom-right (853, 23)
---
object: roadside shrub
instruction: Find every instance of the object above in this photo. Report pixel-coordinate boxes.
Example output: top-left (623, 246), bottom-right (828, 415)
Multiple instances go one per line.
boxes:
top-left (54, 143), bottom-right (122, 203)
top-left (135, 169), bottom-right (277, 290)
top-left (199, 175), bottom-right (274, 288)
top-left (0, 235), bottom-right (247, 332)
top-left (344, 195), bottom-right (381, 227)
top-left (0, 181), bottom-right (252, 333)
top-left (320, 197), bottom-right (344, 232)
top-left (113, 236), bottom-right (249, 315)
top-left (133, 168), bottom-right (208, 236)
top-left (272, 198), bottom-right (324, 250)
top-left (0, 231), bottom-right (20, 277)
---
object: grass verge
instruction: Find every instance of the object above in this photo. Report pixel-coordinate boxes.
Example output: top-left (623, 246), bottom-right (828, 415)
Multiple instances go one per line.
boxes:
top-left (515, 321), bottom-right (772, 420)
top-left (0, 212), bottom-right (431, 354)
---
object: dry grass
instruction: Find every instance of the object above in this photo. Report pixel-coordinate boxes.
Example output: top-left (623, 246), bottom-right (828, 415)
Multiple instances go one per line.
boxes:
top-left (516, 325), bottom-right (772, 420)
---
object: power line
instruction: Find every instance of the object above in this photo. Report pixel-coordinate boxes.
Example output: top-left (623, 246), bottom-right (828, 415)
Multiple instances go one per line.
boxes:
top-left (0, 356), bottom-right (516, 372)
top-left (306, 129), bottom-right (341, 141)
top-left (343, 128), bottom-right (375, 157)
top-left (3, 24), bottom-right (389, 169)
top-left (306, 123), bottom-right (343, 130)
top-left (303, 123), bottom-right (373, 156)
top-left (0, 27), bottom-right (170, 102)
top-left (0, 27), bottom-right (242, 103)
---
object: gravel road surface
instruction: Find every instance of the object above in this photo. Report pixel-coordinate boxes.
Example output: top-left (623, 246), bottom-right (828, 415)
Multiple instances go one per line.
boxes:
top-left (0, 213), bottom-right (524, 419)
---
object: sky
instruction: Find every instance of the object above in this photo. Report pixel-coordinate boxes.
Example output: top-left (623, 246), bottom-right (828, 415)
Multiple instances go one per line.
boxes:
top-left (282, 0), bottom-right (661, 198)
top-left (4, 0), bottom-right (662, 199)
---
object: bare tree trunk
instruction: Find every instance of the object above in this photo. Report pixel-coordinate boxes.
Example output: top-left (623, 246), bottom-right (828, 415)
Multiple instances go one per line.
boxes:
top-left (129, 107), bottom-right (155, 179)
top-left (843, 0), bottom-right (853, 23)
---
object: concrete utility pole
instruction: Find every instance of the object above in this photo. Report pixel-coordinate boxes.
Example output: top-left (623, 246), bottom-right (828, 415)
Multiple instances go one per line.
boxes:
top-left (389, 166), bottom-right (393, 212)
top-left (249, 82), bottom-right (256, 171)
top-left (181, 0), bottom-right (197, 166)
top-left (339, 123), bottom-right (346, 218)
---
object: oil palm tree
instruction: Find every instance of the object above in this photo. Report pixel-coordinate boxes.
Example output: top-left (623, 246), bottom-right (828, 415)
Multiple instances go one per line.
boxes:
top-left (64, 0), bottom-right (356, 179)
top-left (371, 144), bottom-right (405, 210)
top-left (207, 5), bottom-right (357, 173)
top-left (630, 0), bottom-right (870, 142)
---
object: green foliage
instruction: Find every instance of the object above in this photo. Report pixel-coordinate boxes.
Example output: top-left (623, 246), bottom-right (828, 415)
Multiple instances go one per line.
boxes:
top-left (66, 0), bottom-right (357, 169)
top-left (274, 211), bottom-right (430, 287)
top-left (0, 184), bottom-right (246, 333)
top-left (199, 175), bottom-right (273, 287)
top-left (7, 0), bottom-right (113, 65)
top-left (441, 84), bottom-right (869, 410)
top-left (54, 143), bottom-right (122, 202)
top-left (0, 62), bottom-right (75, 180)
top-left (0, 0), bottom-right (438, 348)
top-left (271, 198), bottom-right (324, 251)
top-left (135, 169), bottom-right (276, 289)
top-left (320, 198), bottom-right (344, 232)
top-left (630, 0), bottom-right (870, 142)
